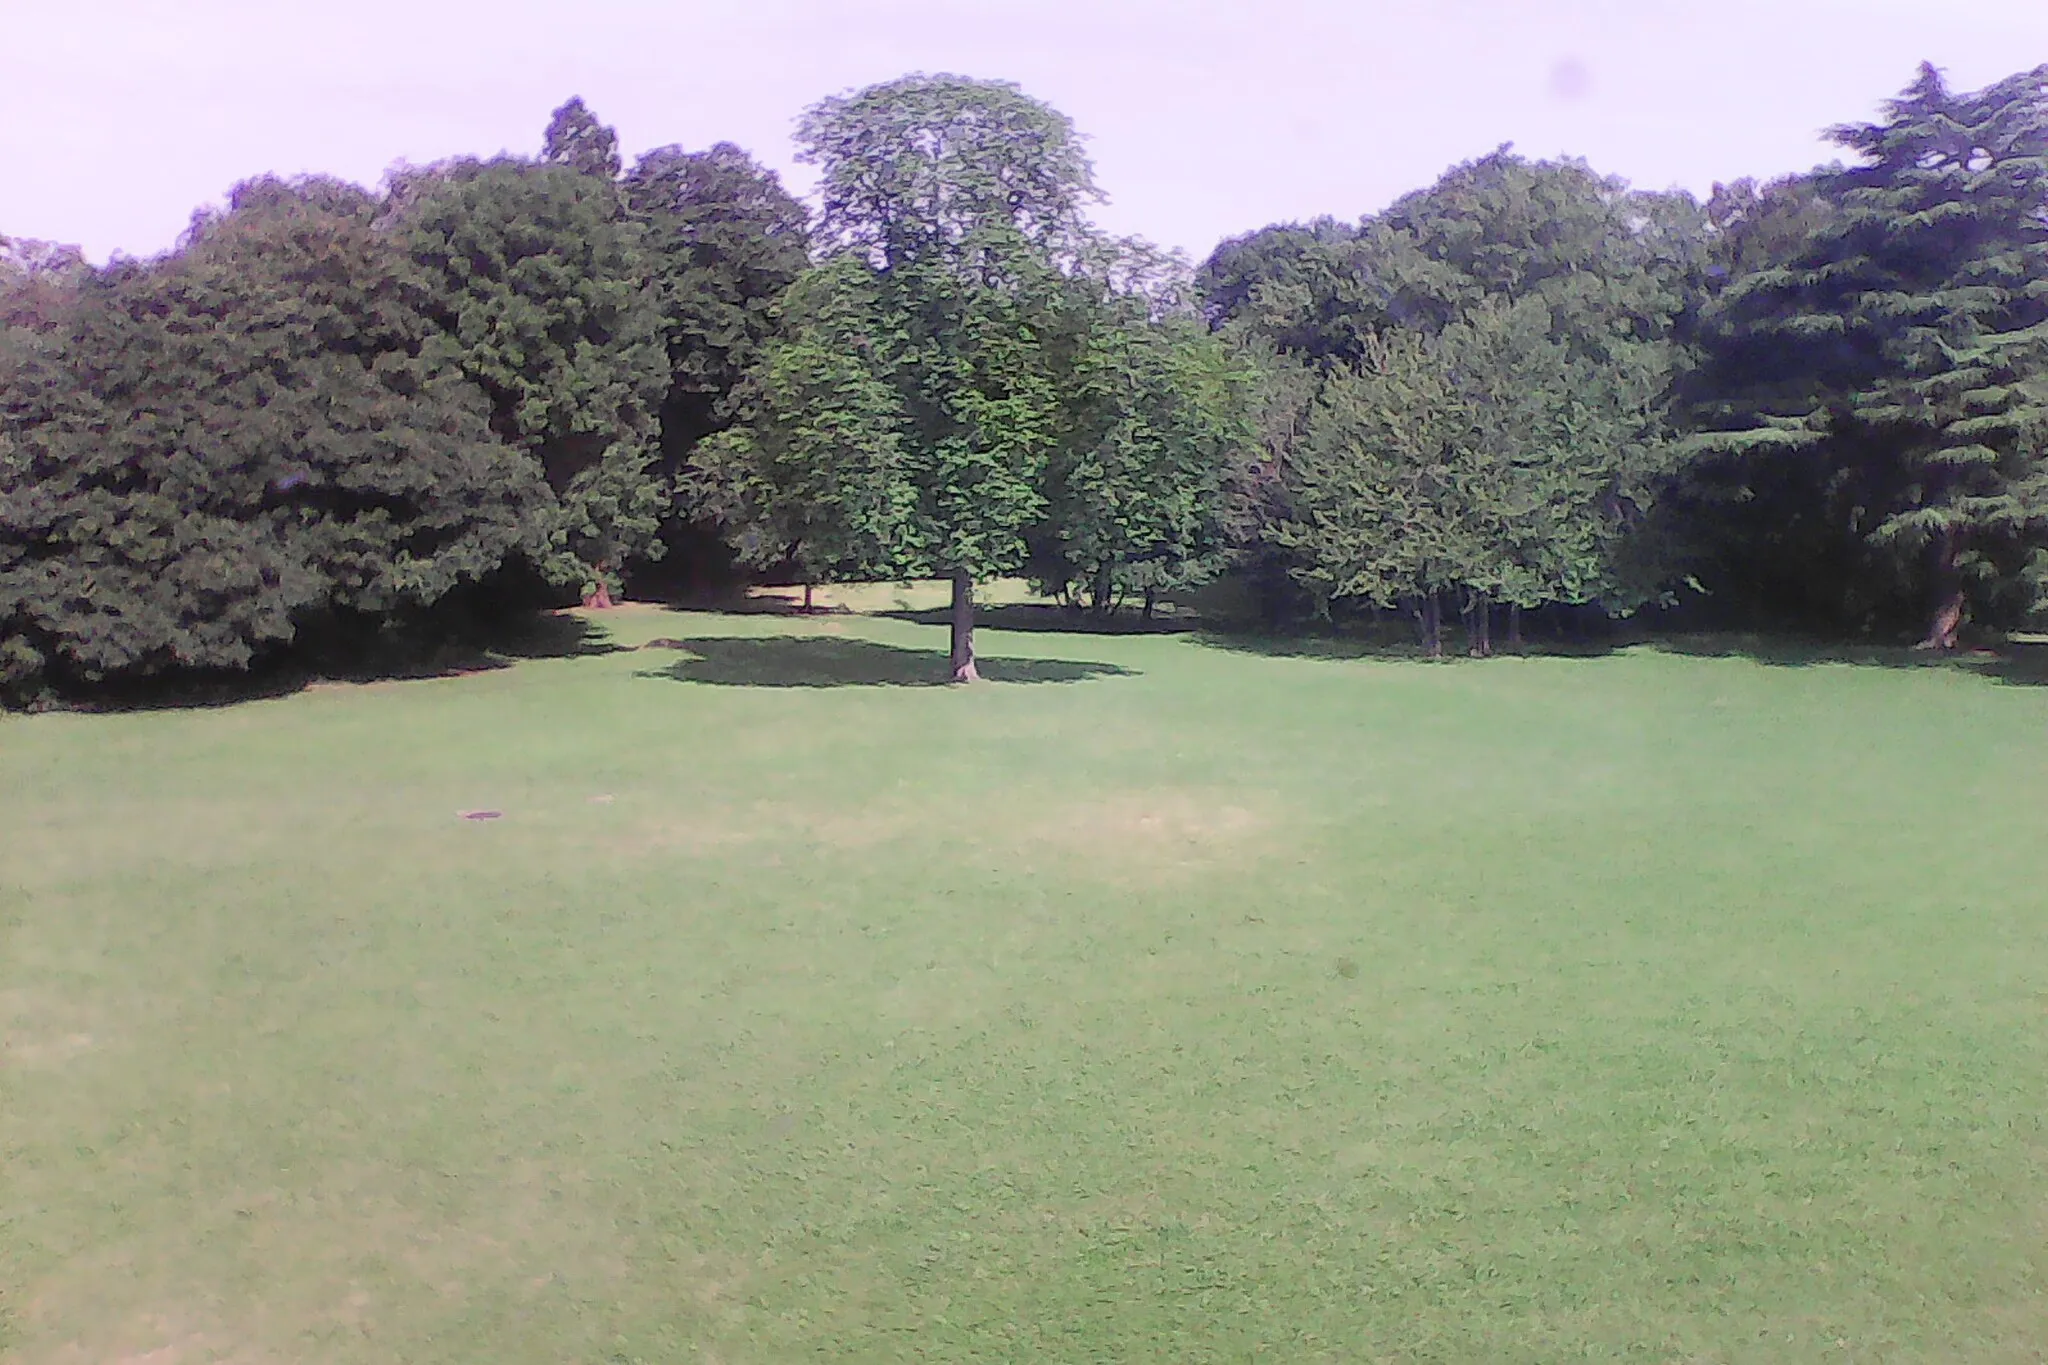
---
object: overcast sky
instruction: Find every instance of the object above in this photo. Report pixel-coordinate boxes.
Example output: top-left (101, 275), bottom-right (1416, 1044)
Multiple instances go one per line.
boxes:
top-left (6, 0), bottom-right (2045, 264)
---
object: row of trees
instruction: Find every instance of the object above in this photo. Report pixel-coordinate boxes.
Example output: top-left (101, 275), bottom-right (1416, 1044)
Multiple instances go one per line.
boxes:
top-left (1206, 62), bottom-right (2048, 653)
top-left (1, 100), bottom-right (810, 690)
top-left (4, 62), bottom-right (2045, 694)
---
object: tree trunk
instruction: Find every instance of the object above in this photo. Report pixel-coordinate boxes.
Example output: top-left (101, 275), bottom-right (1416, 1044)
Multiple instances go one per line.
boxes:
top-left (1919, 528), bottom-right (1964, 651)
top-left (802, 581), bottom-right (815, 614)
top-left (1423, 589), bottom-right (1443, 660)
top-left (582, 564), bottom-right (614, 610)
top-left (950, 569), bottom-right (980, 683)
top-left (1470, 592), bottom-right (1492, 658)
top-left (1142, 587), bottom-right (1157, 621)
top-left (1508, 602), bottom-right (1523, 649)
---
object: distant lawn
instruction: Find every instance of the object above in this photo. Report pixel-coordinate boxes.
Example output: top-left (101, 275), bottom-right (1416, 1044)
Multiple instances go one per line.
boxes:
top-left (6, 592), bottom-right (2048, 1362)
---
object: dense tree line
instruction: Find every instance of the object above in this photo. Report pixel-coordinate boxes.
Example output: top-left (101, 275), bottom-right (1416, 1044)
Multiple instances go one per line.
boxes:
top-left (3, 62), bottom-right (2044, 698)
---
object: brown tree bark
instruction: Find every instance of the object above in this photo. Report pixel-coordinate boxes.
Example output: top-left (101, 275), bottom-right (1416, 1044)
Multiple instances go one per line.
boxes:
top-left (1919, 528), bottom-right (1964, 651)
top-left (1142, 587), bottom-right (1157, 621)
top-left (1469, 592), bottom-right (1492, 657)
top-left (582, 564), bottom-right (614, 610)
top-left (802, 581), bottom-right (815, 614)
top-left (950, 569), bottom-right (980, 682)
top-left (1507, 602), bottom-right (1523, 649)
top-left (1422, 588), bottom-right (1443, 659)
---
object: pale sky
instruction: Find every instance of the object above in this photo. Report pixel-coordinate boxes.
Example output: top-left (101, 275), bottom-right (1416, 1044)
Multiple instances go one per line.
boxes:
top-left (6, 0), bottom-right (2046, 265)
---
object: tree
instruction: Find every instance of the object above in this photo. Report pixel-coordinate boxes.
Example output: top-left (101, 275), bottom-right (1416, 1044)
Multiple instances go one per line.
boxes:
top-left (1278, 297), bottom-right (1673, 655)
top-left (541, 96), bottom-right (623, 180)
top-left (727, 73), bottom-right (1103, 681)
top-left (1686, 63), bottom-right (2048, 647)
top-left (685, 258), bottom-right (914, 607)
top-left (799, 72), bottom-right (1099, 277)
top-left (0, 178), bottom-right (537, 695)
top-left (1031, 280), bottom-right (1257, 617)
top-left (625, 142), bottom-right (811, 451)
top-left (396, 154), bottom-right (667, 606)
top-left (1196, 218), bottom-right (1379, 369)
top-left (1217, 151), bottom-right (1699, 637)
top-left (1278, 326), bottom-right (1474, 655)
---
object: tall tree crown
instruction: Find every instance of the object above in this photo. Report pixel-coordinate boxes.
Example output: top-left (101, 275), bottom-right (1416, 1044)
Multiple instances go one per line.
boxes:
top-left (796, 73), bottom-right (1100, 272)
top-left (542, 96), bottom-right (623, 180)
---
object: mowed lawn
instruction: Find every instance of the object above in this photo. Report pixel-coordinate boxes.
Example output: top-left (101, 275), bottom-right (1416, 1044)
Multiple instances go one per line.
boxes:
top-left (5, 591), bottom-right (2048, 1363)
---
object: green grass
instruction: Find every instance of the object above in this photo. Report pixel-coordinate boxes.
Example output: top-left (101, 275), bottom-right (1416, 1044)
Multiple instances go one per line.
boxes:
top-left (6, 591), bottom-right (2048, 1362)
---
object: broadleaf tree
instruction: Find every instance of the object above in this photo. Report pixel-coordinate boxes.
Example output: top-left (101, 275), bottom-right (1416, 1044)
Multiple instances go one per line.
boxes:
top-left (707, 74), bottom-right (1104, 680)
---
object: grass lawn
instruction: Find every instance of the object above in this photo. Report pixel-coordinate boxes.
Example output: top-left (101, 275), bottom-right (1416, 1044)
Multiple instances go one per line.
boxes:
top-left (5, 589), bottom-right (2048, 1362)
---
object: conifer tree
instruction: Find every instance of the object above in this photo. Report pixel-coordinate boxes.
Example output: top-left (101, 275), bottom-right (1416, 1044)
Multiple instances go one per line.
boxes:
top-left (397, 154), bottom-right (667, 606)
top-left (0, 178), bottom-right (537, 693)
top-left (1691, 63), bottom-right (2048, 646)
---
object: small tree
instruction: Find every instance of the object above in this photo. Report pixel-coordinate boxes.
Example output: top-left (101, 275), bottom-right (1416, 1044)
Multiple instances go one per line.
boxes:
top-left (686, 260), bottom-right (913, 607)
top-left (1033, 297), bottom-right (1255, 617)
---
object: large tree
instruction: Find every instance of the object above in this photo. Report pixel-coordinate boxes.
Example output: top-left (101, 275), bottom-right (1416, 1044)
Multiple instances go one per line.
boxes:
top-left (1686, 63), bottom-right (2048, 647)
top-left (625, 141), bottom-right (812, 454)
top-left (395, 147), bottom-right (667, 607)
top-left (708, 74), bottom-right (1104, 680)
top-left (1279, 297), bottom-right (1668, 655)
top-left (0, 178), bottom-right (537, 695)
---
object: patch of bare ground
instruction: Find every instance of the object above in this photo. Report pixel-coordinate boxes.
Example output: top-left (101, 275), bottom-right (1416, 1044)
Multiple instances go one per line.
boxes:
top-left (603, 789), bottom-right (1278, 881)
top-left (0, 988), bottom-right (99, 1072)
top-left (1023, 790), bottom-right (1271, 877)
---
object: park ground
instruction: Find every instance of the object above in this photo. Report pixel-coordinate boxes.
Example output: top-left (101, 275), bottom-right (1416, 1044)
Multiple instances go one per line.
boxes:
top-left (4, 585), bottom-right (2048, 1362)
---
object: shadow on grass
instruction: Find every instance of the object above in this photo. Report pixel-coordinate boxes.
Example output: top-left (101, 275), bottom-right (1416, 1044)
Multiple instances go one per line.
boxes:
top-left (880, 603), bottom-right (1192, 636)
top-left (41, 611), bottom-right (626, 713)
top-left (1193, 623), bottom-right (2048, 685)
top-left (636, 636), bottom-right (1134, 688)
top-left (1650, 633), bottom-right (2048, 686)
top-left (1192, 630), bottom-right (1625, 663)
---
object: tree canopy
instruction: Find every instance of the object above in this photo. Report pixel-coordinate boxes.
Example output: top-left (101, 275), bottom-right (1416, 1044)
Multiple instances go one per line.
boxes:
top-left (1, 178), bottom-right (537, 693)
top-left (10, 60), bottom-right (2048, 702)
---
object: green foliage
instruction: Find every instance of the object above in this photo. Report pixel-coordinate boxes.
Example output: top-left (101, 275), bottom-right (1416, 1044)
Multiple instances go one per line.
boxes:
top-left (1032, 291), bottom-right (1257, 610)
top-left (687, 259), bottom-right (915, 583)
top-left (1217, 152), bottom-right (1697, 634)
top-left (709, 77), bottom-right (1259, 627)
top-left (1196, 217), bottom-right (1381, 368)
top-left (0, 178), bottom-right (537, 692)
top-left (797, 72), bottom-right (1100, 273)
top-left (1685, 64), bottom-right (2048, 639)
top-left (624, 141), bottom-right (811, 450)
top-left (397, 156), bottom-right (668, 597)
top-left (703, 76), bottom-right (1111, 599)
top-left (540, 96), bottom-right (623, 180)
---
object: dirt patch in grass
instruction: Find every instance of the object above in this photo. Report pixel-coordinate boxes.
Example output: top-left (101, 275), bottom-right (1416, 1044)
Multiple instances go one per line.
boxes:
top-left (1025, 791), bottom-right (1272, 877)
top-left (0, 988), bottom-right (101, 1072)
top-left (605, 789), bottom-right (1276, 878)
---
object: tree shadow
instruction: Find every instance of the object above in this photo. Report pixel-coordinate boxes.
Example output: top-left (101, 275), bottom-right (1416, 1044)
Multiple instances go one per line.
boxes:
top-left (1192, 629), bottom-right (1625, 663)
top-left (1192, 622), bottom-right (2048, 685)
top-left (1650, 632), bottom-right (2048, 686)
top-left (880, 603), bottom-right (1192, 636)
top-left (483, 611), bottom-right (628, 661)
top-left (36, 610), bottom-right (626, 713)
top-left (635, 636), bottom-right (1135, 688)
